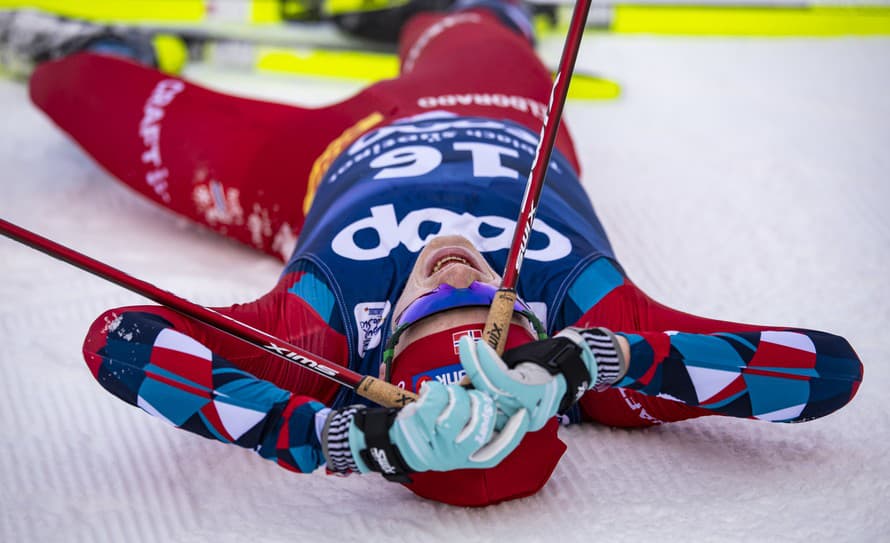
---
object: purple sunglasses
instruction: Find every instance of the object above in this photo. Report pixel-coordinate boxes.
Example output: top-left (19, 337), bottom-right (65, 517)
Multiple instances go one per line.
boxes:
top-left (394, 281), bottom-right (532, 329)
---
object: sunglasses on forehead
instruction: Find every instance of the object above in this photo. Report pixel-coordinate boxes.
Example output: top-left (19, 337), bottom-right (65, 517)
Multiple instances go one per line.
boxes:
top-left (383, 281), bottom-right (549, 381)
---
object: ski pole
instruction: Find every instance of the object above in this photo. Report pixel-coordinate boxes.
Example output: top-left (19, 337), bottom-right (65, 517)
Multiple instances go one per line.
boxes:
top-left (482, 0), bottom-right (593, 354)
top-left (0, 218), bottom-right (416, 408)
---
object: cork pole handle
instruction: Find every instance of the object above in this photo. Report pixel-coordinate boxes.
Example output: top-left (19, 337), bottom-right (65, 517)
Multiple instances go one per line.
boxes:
top-left (482, 288), bottom-right (518, 356)
top-left (356, 376), bottom-right (418, 407)
top-left (458, 288), bottom-right (518, 387)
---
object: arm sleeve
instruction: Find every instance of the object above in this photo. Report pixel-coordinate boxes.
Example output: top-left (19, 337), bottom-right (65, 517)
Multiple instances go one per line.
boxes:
top-left (81, 272), bottom-right (349, 474)
top-left (563, 259), bottom-right (863, 425)
top-left (613, 328), bottom-right (862, 422)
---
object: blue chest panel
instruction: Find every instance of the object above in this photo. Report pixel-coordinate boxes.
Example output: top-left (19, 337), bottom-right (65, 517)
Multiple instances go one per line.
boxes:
top-left (284, 113), bottom-right (616, 406)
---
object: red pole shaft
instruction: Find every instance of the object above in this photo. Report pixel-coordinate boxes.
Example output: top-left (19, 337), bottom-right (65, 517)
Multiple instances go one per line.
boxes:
top-left (501, 0), bottom-right (592, 288)
top-left (478, 0), bottom-right (594, 354)
top-left (0, 218), bottom-right (365, 388)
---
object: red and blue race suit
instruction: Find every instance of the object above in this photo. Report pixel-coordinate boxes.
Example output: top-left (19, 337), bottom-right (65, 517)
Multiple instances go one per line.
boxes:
top-left (30, 8), bottom-right (862, 504)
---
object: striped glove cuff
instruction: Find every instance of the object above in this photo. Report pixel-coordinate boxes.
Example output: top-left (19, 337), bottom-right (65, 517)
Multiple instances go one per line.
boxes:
top-left (562, 327), bottom-right (627, 391)
top-left (322, 405), bottom-right (363, 474)
top-left (579, 327), bottom-right (626, 390)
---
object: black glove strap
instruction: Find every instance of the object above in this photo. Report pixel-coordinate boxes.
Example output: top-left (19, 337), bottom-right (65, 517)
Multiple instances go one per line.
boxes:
top-left (353, 408), bottom-right (414, 484)
top-left (503, 337), bottom-right (591, 413)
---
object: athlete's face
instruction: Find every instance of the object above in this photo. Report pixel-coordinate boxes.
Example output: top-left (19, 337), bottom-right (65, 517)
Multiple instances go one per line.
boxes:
top-left (381, 236), bottom-right (533, 378)
top-left (394, 235), bottom-right (501, 320)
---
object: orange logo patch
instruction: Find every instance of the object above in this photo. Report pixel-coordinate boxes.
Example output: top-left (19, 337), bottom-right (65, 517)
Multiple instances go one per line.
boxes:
top-left (303, 112), bottom-right (385, 215)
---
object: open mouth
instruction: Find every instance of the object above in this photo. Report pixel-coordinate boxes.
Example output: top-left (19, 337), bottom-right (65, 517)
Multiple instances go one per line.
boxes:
top-left (431, 255), bottom-right (471, 273)
top-left (425, 246), bottom-right (481, 277)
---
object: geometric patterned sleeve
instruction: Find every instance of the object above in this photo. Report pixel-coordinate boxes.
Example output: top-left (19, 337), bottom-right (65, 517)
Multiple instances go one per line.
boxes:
top-left (82, 309), bottom-right (330, 473)
top-left (558, 257), bottom-right (864, 425)
top-left (614, 329), bottom-right (863, 422)
top-left (80, 263), bottom-right (352, 475)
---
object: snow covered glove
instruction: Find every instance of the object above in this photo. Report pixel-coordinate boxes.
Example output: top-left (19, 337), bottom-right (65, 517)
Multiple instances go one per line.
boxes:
top-left (459, 327), bottom-right (627, 430)
top-left (322, 381), bottom-right (529, 482)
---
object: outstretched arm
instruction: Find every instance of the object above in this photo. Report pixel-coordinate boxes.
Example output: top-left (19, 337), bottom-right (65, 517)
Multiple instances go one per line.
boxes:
top-left (84, 308), bottom-right (331, 473)
top-left (606, 328), bottom-right (862, 423)
top-left (81, 271), bottom-right (348, 474)
top-left (461, 258), bottom-right (863, 429)
top-left (569, 259), bottom-right (863, 424)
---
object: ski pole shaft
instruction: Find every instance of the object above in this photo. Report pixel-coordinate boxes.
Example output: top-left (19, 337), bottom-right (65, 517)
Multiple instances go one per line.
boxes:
top-left (0, 218), bottom-right (416, 408)
top-left (482, 0), bottom-right (593, 354)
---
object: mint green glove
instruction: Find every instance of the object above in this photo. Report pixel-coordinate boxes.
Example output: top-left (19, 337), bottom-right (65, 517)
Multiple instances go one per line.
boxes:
top-left (459, 328), bottom-right (626, 430)
top-left (322, 381), bottom-right (529, 481)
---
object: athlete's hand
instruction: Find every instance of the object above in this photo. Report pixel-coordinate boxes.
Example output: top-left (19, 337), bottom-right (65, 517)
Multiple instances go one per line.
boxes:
top-left (459, 328), bottom-right (627, 430)
top-left (322, 381), bottom-right (529, 481)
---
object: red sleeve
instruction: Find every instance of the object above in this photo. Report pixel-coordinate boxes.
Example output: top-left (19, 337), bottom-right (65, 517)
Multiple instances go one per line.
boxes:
top-left (214, 272), bottom-right (350, 404)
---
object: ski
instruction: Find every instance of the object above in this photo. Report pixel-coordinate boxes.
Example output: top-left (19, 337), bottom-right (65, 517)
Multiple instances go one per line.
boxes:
top-left (193, 39), bottom-right (619, 100)
top-left (541, 3), bottom-right (890, 36)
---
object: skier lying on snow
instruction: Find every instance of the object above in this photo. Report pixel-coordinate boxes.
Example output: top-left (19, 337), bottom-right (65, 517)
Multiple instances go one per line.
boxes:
top-left (27, 0), bottom-right (863, 506)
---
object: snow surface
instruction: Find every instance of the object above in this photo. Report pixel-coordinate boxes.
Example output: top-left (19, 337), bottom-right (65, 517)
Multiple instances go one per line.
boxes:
top-left (2, 35), bottom-right (889, 543)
